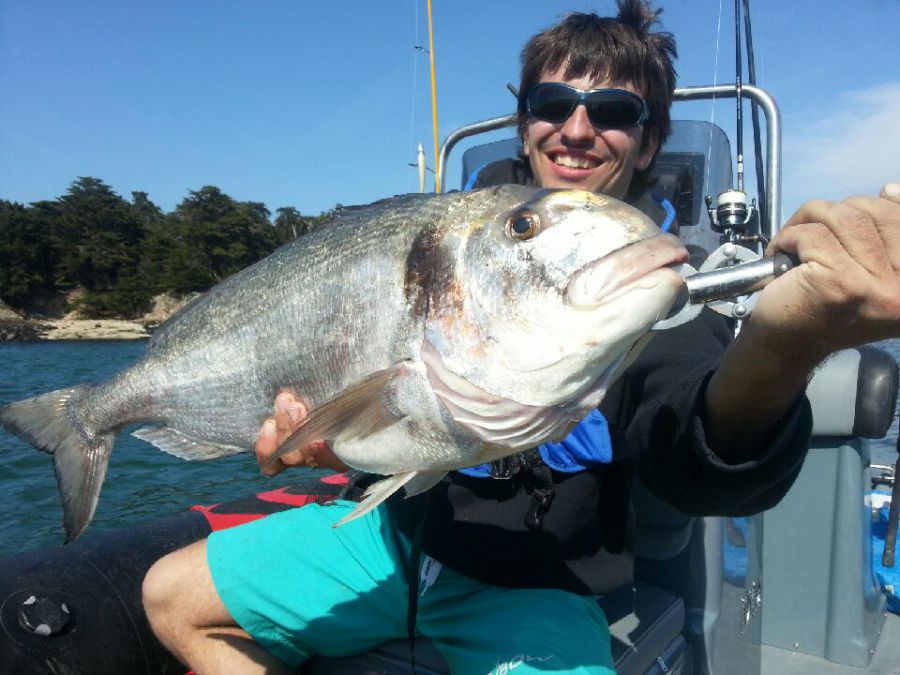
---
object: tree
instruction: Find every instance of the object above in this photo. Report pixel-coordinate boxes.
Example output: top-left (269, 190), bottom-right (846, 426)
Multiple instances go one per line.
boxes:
top-left (274, 207), bottom-right (312, 240)
top-left (52, 177), bottom-right (145, 290)
top-left (0, 177), bottom-right (336, 316)
top-left (172, 187), bottom-right (278, 282)
top-left (0, 200), bottom-right (52, 308)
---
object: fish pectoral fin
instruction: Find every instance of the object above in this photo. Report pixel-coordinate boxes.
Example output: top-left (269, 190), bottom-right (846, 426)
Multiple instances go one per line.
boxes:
top-left (269, 364), bottom-right (408, 466)
top-left (333, 471), bottom-right (419, 527)
top-left (132, 426), bottom-right (244, 460)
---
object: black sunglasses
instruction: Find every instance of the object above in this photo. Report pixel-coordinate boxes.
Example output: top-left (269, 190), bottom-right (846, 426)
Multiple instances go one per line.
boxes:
top-left (526, 82), bottom-right (648, 129)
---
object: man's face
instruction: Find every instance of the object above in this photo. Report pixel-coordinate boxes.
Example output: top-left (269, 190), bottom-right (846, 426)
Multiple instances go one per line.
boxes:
top-left (523, 67), bottom-right (658, 199)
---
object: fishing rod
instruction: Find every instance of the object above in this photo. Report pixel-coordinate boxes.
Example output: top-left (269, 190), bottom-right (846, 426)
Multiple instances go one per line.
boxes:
top-left (705, 0), bottom-right (766, 250)
top-left (743, 0), bottom-right (768, 232)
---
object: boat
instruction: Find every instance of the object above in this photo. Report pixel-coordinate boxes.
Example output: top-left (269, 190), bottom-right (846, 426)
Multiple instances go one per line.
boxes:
top-left (2, 4), bottom-right (899, 673)
top-left (2, 86), bottom-right (898, 673)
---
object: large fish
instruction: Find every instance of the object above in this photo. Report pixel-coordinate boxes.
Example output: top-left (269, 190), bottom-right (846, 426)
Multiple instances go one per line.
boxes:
top-left (1, 186), bottom-right (688, 542)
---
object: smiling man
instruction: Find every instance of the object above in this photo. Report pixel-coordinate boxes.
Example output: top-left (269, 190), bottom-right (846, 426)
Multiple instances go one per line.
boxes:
top-left (522, 74), bottom-right (656, 197)
top-left (142, 3), bottom-right (900, 674)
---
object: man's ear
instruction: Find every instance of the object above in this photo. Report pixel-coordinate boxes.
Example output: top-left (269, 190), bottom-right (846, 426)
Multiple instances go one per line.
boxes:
top-left (636, 128), bottom-right (659, 170)
top-left (522, 129), bottom-right (530, 157)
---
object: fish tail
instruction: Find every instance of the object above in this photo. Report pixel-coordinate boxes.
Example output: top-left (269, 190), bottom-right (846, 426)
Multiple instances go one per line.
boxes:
top-left (0, 386), bottom-right (115, 543)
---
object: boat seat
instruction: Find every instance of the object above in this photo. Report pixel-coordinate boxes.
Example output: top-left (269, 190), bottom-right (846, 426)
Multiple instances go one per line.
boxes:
top-left (304, 582), bottom-right (685, 675)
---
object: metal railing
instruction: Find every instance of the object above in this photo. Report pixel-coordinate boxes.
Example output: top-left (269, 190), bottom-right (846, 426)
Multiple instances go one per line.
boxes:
top-left (437, 83), bottom-right (782, 238)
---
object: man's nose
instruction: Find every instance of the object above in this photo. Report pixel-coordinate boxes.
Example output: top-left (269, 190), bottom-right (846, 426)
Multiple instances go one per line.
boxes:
top-left (559, 104), bottom-right (594, 145)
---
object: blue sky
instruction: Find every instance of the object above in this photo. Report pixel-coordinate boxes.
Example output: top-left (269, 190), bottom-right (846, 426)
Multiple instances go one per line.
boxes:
top-left (1, 1), bottom-right (898, 222)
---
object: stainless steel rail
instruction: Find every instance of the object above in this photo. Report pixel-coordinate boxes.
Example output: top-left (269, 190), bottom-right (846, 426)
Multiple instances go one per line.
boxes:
top-left (437, 83), bottom-right (783, 237)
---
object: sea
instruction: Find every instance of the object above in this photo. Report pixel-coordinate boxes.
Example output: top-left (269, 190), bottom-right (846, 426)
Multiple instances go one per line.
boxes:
top-left (1, 338), bottom-right (898, 558)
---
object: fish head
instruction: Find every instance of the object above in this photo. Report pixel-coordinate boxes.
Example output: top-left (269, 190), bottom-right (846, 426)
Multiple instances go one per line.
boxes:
top-left (425, 187), bottom-right (689, 410)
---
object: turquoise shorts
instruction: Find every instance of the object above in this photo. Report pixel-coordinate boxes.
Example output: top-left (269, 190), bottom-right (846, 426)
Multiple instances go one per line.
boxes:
top-left (207, 500), bottom-right (614, 674)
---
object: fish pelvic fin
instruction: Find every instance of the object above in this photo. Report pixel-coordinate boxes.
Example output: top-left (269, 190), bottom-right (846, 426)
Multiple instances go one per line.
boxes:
top-left (0, 386), bottom-right (113, 543)
top-left (334, 470), bottom-right (447, 527)
top-left (133, 426), bottom-right (244, 460)
top-left (268, 364), bottom-right (408, 468)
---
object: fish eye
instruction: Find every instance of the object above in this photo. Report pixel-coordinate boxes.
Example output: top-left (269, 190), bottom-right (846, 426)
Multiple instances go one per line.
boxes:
top-left (505, 210), bottom-right (541, 240)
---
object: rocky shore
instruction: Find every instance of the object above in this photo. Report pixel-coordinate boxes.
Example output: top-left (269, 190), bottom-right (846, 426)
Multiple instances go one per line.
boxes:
top-left (0, 293), bottom-right (199, 342)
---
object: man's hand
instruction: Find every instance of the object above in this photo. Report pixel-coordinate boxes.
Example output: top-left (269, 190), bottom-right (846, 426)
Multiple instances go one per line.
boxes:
top-left (705, 182), bottom-right (900, 462)
top-left (256, 390), bottom-right (349, 475)
top-left (748, 182), bottom-right (900, 365)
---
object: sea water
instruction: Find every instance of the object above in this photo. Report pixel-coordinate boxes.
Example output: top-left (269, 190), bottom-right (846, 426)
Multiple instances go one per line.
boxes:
top-left (0, 340), bottom-right (308, 556)
top-left (1, 339), bottom-right (898, 558)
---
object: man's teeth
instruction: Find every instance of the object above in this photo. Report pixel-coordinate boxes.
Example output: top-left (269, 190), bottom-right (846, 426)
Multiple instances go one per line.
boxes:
top-left (554, 155), bottom-right (597, 169)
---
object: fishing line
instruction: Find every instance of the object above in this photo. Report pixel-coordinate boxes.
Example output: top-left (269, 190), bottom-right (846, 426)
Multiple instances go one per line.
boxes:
top-left (408, 0), bottom-right (421, 193)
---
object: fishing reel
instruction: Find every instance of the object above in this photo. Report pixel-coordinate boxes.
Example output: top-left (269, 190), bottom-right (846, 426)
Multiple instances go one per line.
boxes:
top-left (705, 188), bottom-right (765, 249)
top-left (699, 188), bottom-right (768, 322)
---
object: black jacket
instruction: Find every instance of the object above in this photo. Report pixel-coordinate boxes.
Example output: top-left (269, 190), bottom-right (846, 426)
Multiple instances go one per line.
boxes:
top-left (388, 159), bottom-right (811, 594)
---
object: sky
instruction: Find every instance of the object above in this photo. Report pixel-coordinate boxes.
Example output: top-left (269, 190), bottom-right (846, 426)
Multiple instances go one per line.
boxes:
top-left (1, 0), bottom-right (898, 224)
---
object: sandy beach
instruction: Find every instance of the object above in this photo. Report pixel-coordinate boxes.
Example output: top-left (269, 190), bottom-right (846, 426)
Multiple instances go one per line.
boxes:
top-left (41, 319), bottom-right (151, 340)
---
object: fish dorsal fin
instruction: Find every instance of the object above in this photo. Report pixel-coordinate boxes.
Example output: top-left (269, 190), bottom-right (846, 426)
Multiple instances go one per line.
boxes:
top-left (132, 426), bottom-right (245, 460)
top-left (268, 364), bottom-right (408, 467)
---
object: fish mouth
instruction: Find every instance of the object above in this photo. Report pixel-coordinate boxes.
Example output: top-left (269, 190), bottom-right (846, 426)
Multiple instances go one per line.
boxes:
top-left (566, 235), bottom-right (689, 309)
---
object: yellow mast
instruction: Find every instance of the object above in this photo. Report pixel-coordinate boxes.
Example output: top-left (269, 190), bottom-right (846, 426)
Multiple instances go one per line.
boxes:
top-left (426, 0), bottom-right (441, 192)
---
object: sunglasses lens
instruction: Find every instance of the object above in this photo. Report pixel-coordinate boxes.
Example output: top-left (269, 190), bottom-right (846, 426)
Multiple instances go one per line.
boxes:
top-left (528, 85), bottom-right (577, 123)
top-left (528, 84), bottom-right (645, 129)
top-left (586, 94), bottom-right (644, 128)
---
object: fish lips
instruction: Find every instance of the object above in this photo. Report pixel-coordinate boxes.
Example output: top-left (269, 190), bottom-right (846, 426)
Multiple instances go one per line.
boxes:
top-left (565, 234), bottom-right (689, 309)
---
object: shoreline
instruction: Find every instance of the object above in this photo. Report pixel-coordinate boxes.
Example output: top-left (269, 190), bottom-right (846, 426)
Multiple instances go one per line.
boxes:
top-left (0, 292), bottom-right (198, 342)
top-left (41, 319), bottom-right (151, 340)
top-left (0, 318), bottom-right (152, 342)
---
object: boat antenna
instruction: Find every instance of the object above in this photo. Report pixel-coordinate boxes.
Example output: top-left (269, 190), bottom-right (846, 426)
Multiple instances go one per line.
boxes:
top-left (426, 0), bottom-right (441, 192)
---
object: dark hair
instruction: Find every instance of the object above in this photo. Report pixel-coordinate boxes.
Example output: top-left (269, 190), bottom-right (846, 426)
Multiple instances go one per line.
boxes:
top-left (517, 0), bottom-right (677, 186)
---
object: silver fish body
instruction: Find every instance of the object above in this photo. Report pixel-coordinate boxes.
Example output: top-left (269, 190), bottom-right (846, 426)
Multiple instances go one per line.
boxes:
top-left (0, 185), bottom-right (688, 540)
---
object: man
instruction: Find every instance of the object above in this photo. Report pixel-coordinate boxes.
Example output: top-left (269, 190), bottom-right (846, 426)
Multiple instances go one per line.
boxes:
top-left (143, 2), bottom-right (900, 673)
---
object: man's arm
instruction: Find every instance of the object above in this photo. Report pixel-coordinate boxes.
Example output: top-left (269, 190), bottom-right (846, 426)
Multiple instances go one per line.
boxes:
top-left (705, 184), bottom-right (900, 463)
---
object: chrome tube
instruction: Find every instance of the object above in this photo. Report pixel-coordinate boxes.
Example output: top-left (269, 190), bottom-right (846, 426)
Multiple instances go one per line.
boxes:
top-left (438, 114), bottom-right (516, 193)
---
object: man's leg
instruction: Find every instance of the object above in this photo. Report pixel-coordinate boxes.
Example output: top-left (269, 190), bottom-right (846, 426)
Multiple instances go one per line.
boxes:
top-left (417, 559), bottom-right (616, 674)
top-left (143, 539), bottom-right (294, 674)
top-left (145, 501), bottom-right (412, 673)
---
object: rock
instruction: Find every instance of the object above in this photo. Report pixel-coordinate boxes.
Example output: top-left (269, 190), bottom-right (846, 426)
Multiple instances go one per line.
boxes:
top-left (0, 319), bottom-right (46, 342)
top-left (0, 301), bottom-right (22, 321)
top-left (141, 292), bottom-right (200, 330)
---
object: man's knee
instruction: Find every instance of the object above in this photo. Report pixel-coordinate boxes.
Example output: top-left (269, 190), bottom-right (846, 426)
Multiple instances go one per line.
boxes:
top-left (142, 540), bottom-right (211, 640)
top-left (143, 551), bottom-right (175, 621)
